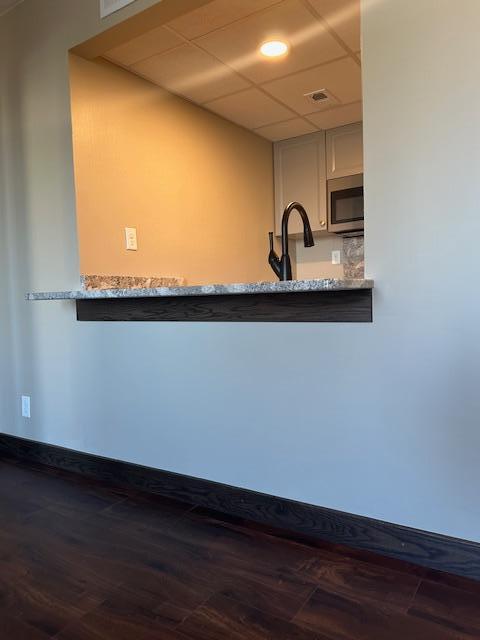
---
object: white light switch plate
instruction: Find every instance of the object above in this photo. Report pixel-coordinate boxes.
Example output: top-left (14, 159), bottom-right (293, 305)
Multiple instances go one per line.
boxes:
top-left (332, 250), bottom-right (341, 265)
top-left (125, 227), bottom-right (138, 251)
top-left (21, 395), bottom-right (31, 418)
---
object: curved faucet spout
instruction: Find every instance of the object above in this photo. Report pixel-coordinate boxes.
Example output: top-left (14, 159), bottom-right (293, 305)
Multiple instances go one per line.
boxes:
top-left (267, 202), bottom-right (314, 281)
top-left (281, 202), bottom-right (315, 258)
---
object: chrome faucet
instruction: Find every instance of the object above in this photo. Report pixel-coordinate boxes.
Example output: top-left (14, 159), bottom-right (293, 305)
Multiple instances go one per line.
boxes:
top-left (268, 202), bottom-right (315, 281)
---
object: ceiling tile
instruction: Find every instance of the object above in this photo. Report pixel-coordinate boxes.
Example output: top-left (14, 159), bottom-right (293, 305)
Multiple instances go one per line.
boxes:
top-left (166, 0), bottom-right (283, 40)
top-left (262, 57), bottom-right (361, 115)
top-left (195, 0), bottom-right (346, 84)
top-left (104, 26), bottom-right (184, 67)
top-left (131, 44), bottom-right (250, 104)
top-left (254, 118), bottom-right (317, 141)
top-left (306, 0), bottom-right (360, 51)
top-left (0, 0), bottom-right (21, 13)
top-left (204, 88), bottom-right (295, 130)
top-left (305, 101), bottom-right (362, 129)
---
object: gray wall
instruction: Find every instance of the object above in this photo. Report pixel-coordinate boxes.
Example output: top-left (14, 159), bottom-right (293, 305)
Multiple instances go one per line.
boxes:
top-left (1, 0), bottom-right (480, 542)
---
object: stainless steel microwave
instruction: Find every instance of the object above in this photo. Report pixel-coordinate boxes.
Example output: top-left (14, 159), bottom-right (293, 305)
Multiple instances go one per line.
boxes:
top-left (327, 174), bottom-right (364, 234)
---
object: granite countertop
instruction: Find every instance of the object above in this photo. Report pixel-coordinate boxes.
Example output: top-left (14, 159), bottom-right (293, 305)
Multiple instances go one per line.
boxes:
top-left (80, 274), bottom-right (185, 290)
top-left (26, 278), bottom-right (374, 301)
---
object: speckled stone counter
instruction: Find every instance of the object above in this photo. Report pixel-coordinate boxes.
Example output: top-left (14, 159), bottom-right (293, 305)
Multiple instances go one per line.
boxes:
top-left (81, 275), bottom-right (185, 290)
top-left (26, 278), bottom-right (374, 301)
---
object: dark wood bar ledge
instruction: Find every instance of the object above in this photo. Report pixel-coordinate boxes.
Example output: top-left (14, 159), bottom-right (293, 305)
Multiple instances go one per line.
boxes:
top-left (26, 278), bottom-right (374, 322)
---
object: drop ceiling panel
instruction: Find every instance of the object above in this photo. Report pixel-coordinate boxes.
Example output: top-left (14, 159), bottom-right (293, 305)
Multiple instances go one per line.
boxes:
top-left (307, 0), bottom-right (360, 51)
top-left (204, 88), bottom-right (295, 130)
top-left (262, 57), bottom-right (361, 115)
top-left (105, 26), bottom-right (184, 66)
top-left (195, 0), bottom-right (346, 84)
top-left (101, 0), bottom-right (362, 135)
top-left (306, 101), bottom-right (362, 129)
top-left (131, 44), bottom-right (250, 104)
top-left (254, 118), bottom-right (316, 141)
top-left (166, 0), bottom-right (283, 40)
top-left (0, 0), bottom-right (21, 13)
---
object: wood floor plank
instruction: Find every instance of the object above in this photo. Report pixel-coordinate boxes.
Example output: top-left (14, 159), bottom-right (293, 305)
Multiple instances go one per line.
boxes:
top-left (177, 594), bottom-right (328, 640)
top-left (53, 587), bottom-right (188, 640)
top-left (0, 459), bottom-right (478, 640)
top-left (298, 554), bottom-right (421, 612)
top-left (100, 492), bottom-right (193, 533)
top-left (140, 509), bottom-right (324, 619)
top-left (12, 507), bottom-right (215, 614)
top-left (408, 580), bottom-right (480, 637)
top-left (0, 612), bottom-right (51, 640)
top-left (0, 569), bottom-right (102, 637)
top-left (422, 567), bottom-right (480, 596)
top-left (294, 586), bottom-right (461, 640)
top-left (93, 502), bottom-right (323, 619)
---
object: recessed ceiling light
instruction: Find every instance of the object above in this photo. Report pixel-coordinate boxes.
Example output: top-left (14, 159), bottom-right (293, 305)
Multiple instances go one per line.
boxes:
top-left (259, 40), bottom-right (289, 58)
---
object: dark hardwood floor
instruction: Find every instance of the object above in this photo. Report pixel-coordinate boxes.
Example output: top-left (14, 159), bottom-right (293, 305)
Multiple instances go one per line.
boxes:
top-left (0, 454), bottom-right (478, 639)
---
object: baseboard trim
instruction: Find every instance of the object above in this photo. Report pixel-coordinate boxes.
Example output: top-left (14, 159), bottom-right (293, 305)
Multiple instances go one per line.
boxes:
top-left (1, 432), bottom-right (479, 581)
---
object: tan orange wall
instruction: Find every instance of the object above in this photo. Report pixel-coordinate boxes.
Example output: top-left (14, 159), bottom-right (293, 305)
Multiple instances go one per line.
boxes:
top-left (69, 54), bottom-right (275, 285)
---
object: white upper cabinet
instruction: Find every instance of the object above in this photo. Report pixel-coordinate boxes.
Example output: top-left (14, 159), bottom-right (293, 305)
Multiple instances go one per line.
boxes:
top-left (326, 122), bottom-right (363, 179)
top-left (274, 132), bottom-right (326, 236)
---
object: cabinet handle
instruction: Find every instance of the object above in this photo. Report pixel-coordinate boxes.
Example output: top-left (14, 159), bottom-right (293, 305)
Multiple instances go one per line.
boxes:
top-left (320, 220), bottom-right (326, 227)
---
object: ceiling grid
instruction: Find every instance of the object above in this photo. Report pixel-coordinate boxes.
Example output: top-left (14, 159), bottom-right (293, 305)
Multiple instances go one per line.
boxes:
top-left (103, 0), bottom-right (362, 140)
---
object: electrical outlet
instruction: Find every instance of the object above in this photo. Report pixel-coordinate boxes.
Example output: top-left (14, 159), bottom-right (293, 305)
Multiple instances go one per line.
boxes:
top-left (21, 396), bottom-right (31, 418)
top-left (125, 227), bottom-right (138, 251)
top-left (332, 250), bottom-right (341, 265)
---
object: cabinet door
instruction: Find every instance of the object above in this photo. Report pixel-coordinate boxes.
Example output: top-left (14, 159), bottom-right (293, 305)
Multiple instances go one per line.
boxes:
top-left (326, 122), bottom-right (363, 180)
top-left (274, 131), bottom-right (326, 236)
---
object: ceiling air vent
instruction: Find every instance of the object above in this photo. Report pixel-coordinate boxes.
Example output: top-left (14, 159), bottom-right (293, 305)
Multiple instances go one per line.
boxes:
top-left (304, 88), bottom-right (338, 108)
top-left (100, 0), bottom-right (136, 18)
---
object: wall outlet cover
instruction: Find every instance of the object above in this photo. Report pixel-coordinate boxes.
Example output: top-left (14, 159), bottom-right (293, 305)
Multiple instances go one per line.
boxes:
top-left (100, 0), bottom-right (136, 18)
top-left (332, 250), bottom-right (342, 265)
top-left (21, 395), bottom-right (31, 418)
top-left (125, 227), bottom-right (138, 251)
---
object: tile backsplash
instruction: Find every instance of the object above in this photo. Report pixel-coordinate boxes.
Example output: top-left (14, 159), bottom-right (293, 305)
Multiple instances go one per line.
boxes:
top-left (293, 234), bottom-right (365, 280)
top-left (343, 236), bottom-right (364, 279)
